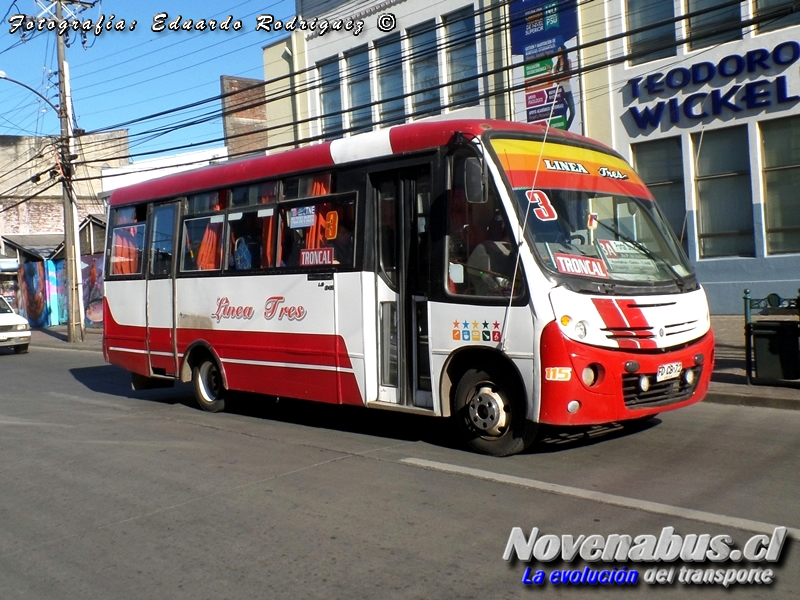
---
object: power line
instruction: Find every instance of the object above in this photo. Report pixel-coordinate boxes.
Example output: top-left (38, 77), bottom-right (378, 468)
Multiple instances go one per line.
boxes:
top-left (75, 0), bottom-right (796, 166)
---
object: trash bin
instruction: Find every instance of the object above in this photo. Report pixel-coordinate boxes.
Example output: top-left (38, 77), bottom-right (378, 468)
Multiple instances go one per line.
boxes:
top-left (752, 321), bottom-right (800, 380)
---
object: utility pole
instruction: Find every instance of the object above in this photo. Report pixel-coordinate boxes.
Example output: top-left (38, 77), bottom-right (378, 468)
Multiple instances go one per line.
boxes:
top-left (55, 0), bottom-right (84, 342)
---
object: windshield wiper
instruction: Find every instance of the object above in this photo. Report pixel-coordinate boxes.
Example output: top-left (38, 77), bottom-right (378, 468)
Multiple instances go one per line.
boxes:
top-left (595, 220), bottom-right (688, 291)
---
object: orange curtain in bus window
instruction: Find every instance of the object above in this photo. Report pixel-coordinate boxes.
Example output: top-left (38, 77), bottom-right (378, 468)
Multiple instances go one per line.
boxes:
top-left (311, 174), bottom-right (331, 196)
top-left (262, 214), bottom-right (276, 267)
top-left (111, 223), bottom-right (143, 275)
top-left (305, 203), bottom-right (331, 250)
top-left (196, 218), bottom-right (223, 270)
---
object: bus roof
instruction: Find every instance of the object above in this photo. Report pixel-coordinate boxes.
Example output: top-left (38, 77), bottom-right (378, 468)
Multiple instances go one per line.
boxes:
top-left (107, 119), bottom-right (610, 207)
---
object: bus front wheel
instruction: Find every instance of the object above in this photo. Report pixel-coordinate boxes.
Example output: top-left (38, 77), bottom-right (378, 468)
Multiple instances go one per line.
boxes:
top-left (192, 358), bottom-right (226, 413)
top-left (454, 368), bottom-right (538, 457)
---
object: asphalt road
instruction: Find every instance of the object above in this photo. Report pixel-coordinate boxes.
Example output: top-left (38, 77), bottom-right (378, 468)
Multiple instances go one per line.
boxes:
top-left (0, 345), bottom-right (797, 599)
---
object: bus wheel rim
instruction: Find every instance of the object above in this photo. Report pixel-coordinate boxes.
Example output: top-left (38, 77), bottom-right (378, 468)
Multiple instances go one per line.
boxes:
top-left (200, 362), bottom-right (220, 400)
top-left (467, 385), bottom-right (508, 436)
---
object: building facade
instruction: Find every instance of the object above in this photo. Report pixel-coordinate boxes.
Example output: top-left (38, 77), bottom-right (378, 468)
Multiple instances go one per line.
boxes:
top-left (254, 0), bottom-right (800, 314)
top-left (584, 0), bottom-right (800, 313)
top-left (0, 130), bottom-right (129, 235)
top-left (262, 0), bottom-right (512, 147)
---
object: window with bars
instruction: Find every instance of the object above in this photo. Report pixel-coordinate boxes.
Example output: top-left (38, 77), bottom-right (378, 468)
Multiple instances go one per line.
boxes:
top-left (444, 8), bottom-right (479, 108)
top-left (632, 137), bottom-right (688, 252)
top-left (319, 59), bottom-right (343, 140)
top-left (687, 0), bottom-right (743, 50)
top-left (409, 21), bottom-right (441, 117)
top-left (626, 0), bottom-right (677, 65)
top-left (693, 126), bottom-right (754, 258)
top-left (376, 34), bottom-right (405, 126)
top-left (346, 46), bottom-right (372, 134)
top-left (762, 115), bottom-right (800, 254)
top-left (755, 0), bottom-right (800, 33)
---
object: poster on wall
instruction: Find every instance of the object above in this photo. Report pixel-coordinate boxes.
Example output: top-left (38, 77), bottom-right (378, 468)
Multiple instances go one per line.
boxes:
top-left (82, 254), bottom-right (104, 328)
top-left (510, 0), bottom-right (582, 134)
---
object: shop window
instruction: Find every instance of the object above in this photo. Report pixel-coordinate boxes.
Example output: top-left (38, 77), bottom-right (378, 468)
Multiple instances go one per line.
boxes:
top-left (687, 0), bottom-right (742, 50)
top-left (626, 0), bottom-right (677, 64)
top-left (319, 59), bottom-right (343, 140)
top-left (693, 126), bottom-right (754, 258)
top-left (109, 205), bottom-right (146, 276)
top-left (446, 156), bottom-right (523, 298)
top-left (756, 0), bottom-right (800, 32)
top-left (346, 46), bottom-right (372, 133)
top-left (444, 8), bottom-right (479, 109)
top-left (277, 196), bottom-right (356, 269)
top-left (762, 115), bottom-right (800, 254)
top-left (632, 137), bottom-right (688, 252)
top-left (376, 34), bottom-right (405, 126)
top-left (409, 21), bottom-right (441, 118)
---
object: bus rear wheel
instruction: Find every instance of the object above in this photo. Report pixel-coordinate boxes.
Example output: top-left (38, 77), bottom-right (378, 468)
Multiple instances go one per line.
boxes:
top-left (192, 358), bottom-right (226, 413)
top-left (453, 368), bottom-right (538, 457)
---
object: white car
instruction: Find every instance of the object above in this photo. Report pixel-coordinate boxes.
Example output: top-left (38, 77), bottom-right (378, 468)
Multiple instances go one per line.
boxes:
top-left (0, 296), bottom-right (31, 354)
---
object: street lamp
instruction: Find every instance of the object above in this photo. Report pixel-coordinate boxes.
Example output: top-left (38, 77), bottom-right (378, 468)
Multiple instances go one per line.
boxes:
top-left (0, 71), bottom-right (59, 112)
top-left (0, 70), bottom-right (85, 342)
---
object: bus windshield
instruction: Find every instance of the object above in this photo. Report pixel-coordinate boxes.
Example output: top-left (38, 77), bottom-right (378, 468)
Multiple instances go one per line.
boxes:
top-left (488, 136), bottom-right (695, 292)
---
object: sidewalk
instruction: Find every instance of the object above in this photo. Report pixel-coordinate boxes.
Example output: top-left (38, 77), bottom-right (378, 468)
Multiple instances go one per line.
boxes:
top-left (27, 317), bottom-right (800, 410)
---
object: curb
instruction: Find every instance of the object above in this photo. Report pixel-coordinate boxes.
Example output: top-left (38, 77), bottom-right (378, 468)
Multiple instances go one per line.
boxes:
top-left (703, 392), bottom-right (800, 411)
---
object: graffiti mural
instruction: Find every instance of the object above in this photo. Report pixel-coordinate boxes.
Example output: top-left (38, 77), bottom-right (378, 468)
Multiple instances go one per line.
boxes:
top-left (82, 254), bottom-right (104, 328)
top-left (17, 262), bottom-right (49, 327)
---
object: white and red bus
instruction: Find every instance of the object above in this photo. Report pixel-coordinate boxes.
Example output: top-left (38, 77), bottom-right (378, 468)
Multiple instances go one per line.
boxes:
top-left (103, 119), bottom-right (714, 456)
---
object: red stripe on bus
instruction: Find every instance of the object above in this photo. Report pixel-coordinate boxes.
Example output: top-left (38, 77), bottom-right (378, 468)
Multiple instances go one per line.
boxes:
top-left (104, 300), bottom-right (360, 403)
top-left (591, 298), bottom-right (640, 349)
top-left (222, 361), bottom-right (362, 405)
top-left (615, 300), bottom-right (657, 349)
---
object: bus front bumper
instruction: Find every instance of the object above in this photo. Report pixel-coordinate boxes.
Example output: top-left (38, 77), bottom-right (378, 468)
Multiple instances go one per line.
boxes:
top-left (537, 321), bottom-right (715, 426)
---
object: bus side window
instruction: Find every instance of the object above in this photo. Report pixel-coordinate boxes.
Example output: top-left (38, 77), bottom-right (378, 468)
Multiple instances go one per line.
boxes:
top-left (447, 171), bottom-right (521, 298)
top-left (276, 197), bottom-right (355, 269)
top-left (227, 208), bottom-right (277, 271)
top-left (182, 216), bottom-right (224, 272)
top-left (283, 172), bottom-right (333, 200)
top-left (181, 191), bottom-right (227, 272)
top-left (109, 206), bottom-right (146, 276)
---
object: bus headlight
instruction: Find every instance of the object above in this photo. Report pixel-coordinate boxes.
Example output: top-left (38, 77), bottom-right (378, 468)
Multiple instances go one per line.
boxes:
top-left (574, 320), bottom-right (588, 339)
top-left (683, 369), bottom-right (696, 386)
top-left (639, 375), bottom-right (651, 392)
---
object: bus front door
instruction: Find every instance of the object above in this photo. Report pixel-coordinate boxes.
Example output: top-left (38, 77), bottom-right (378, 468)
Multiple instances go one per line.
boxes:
top-left (145, 202), bottom-right (179, 377)
top-left (373, 167), bottom-right (433, 409)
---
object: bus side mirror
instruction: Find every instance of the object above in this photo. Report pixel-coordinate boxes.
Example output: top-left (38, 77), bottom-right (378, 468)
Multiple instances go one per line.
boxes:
top-left (464, 157), bottom-right (486, 204)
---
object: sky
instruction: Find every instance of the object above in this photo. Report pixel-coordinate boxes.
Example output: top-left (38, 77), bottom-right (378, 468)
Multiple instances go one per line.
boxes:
top-left (0, 0), bottom-right (297, 160)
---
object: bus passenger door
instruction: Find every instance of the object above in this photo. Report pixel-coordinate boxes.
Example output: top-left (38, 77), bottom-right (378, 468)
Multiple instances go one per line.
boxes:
top-left (372, 167), bottom-right (433, 408)
top-left (145, 201), bottom-right (179, 376)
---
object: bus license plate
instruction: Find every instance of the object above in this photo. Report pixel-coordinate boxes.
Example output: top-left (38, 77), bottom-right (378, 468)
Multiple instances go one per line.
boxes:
top-left (656, 362), bottom-right (682, 382)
